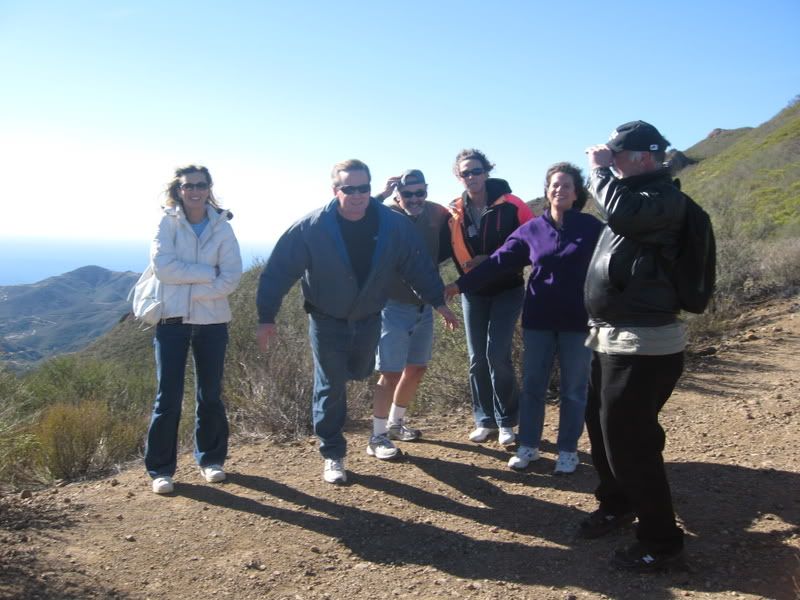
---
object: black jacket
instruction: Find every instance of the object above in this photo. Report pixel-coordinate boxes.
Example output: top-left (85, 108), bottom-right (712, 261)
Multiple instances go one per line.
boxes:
top-left (448, 178), bottom-right (533, 296)
top-left (584, 167), bottom-right (687, 327)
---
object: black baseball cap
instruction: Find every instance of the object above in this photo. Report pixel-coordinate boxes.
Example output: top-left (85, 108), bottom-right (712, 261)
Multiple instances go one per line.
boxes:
top-left (607, 121), bottom-right (670, 153)
top-left (398, 169), bottom-right (426, 187)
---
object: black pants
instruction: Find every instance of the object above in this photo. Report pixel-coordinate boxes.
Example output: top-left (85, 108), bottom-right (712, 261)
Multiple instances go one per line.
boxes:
top-left (586, 350), bottom-right (685, 552)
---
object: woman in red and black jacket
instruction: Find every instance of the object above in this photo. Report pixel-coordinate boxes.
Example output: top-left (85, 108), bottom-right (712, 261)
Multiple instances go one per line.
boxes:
top-left (448, 149), bottom-right (533, 446)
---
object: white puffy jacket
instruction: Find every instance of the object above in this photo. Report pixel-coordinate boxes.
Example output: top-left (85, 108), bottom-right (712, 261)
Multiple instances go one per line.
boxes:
top-left (151, 204), bottom-right (243, 324)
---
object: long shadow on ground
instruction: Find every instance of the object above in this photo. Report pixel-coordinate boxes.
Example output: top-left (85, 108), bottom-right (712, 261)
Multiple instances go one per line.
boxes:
top-left (175, 452), bottom-right (800, 600)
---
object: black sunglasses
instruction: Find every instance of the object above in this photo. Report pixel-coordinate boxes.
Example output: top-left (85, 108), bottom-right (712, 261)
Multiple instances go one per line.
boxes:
top-left (399, 190), bottom-right (427, 199)
top-left (459, 167), bottom-right (485, 178)
top-left (338, 184), bottom-right (371, 195)
top-left (180, 182), bottom-right (210, 191)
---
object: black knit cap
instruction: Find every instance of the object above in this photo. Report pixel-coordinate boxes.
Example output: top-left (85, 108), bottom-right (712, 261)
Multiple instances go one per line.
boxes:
top-left (607, 120), bottom-right (670, 153)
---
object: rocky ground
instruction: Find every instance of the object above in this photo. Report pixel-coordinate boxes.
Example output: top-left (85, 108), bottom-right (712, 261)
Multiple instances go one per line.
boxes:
top-left (2, 296), bottom-right (799, 600)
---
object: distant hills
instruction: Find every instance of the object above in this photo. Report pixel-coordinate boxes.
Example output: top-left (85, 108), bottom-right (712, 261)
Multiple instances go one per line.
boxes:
top-left (0, 266), bottom-right (139, 369)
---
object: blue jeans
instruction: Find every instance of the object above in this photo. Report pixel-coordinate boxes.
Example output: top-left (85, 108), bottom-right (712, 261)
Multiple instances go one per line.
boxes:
top-left (309, 312), bottom-right (381, 459)
top-left (519, 329), bottom-right (592, 452)
top-left (461, 286), bottom-right (523, 428)
top-left (145, 322), bottom-right (229, 478)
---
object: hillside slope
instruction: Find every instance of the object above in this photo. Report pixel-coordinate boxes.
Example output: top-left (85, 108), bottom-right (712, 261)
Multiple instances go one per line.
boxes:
top-left (675, 99), bottom-right (800, 238)
top-left (0, 266), bottom-right (139, 368)
top-left (2, 295), bottom-right (798, 600)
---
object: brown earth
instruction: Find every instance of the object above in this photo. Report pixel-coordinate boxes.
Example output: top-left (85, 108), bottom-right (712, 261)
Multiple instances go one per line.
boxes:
top-left (2, 296), bottom-right (799, 600)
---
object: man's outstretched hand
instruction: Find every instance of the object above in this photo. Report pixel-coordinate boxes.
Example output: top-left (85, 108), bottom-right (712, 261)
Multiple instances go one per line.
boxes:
top-left (435, 305), bottom-right (459, 331)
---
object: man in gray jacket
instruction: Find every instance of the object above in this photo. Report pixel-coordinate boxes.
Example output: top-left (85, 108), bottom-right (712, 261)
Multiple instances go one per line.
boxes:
top-left (256, 159), bottom-right (458, 484)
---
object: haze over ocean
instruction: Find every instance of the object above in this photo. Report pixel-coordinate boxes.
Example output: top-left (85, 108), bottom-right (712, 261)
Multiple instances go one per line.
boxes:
top-left (0, 239), bottom-right (272, 286)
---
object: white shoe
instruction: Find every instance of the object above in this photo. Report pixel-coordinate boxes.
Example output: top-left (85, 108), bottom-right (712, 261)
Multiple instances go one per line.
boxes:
top-left (508, 446), bottom-right (540, 470)
top-left (554, 451), bottom-right (579, 474)
top-left (152, 476), bottom-right (174, 494)
top-left (469, 427), bottom-right (497, 443)
top-left (323, 458), bottom-right (347, 484)
top-left (498, 427), bottom-right (516, 446)
top-left (200, 464), bottom-right (226, 483)
top-left (366, 433), bottom-right (400, 460)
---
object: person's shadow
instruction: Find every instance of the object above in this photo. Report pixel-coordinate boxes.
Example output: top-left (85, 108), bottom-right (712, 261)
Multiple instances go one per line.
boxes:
top-left (176, 447), bottom-right (800, 599)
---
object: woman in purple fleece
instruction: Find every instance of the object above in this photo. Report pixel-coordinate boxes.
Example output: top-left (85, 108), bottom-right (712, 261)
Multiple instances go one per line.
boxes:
top-left (445, 163), bottom-right (602, 474)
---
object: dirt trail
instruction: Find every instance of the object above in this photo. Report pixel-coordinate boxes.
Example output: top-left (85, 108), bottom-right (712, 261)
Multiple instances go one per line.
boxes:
top-left (2, 296), bottom-right (799, 600)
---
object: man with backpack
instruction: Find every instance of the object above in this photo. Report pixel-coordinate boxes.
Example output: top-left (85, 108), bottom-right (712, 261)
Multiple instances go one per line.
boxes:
top-left (579, 121), bottom-right (712, 571)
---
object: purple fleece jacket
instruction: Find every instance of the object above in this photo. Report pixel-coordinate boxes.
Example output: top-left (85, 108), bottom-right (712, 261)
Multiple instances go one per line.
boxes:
top-left (456, 210), bottom-right (603, 332)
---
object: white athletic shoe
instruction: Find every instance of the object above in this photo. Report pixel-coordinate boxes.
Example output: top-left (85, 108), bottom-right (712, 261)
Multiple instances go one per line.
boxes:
top-left (152, 476), bottom-right (174, 494)
top-left (498, 427), bottom-right (516, 446)
top-left (468, 427), bottom-right (497, 443)
top-left (366, 433), bottom-right (400, 460)
top-left (553, 451), bottom-right (579, 474)
top-left (508, 446), bottom-right (540, 470)
top-left (200, 465), bottom-right (226, 483)
top-left (323, 458), bottom-right (347, 484)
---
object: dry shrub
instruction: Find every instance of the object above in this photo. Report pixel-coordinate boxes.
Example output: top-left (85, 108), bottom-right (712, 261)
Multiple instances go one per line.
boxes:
top-left (36, 400), bottom-right (144, 480)
top-left (224, 272), bottom-right (316, 439)
top-left (757, 236), bottom-right (800, 291)
top-left (687, 235), bottom-right (800, 340)
top-left (227, 331), bottom-right (314, 439)
top-left (0, 429), bottom-right (46, 488)
top-left (0, 369), bottom-right (48, 487)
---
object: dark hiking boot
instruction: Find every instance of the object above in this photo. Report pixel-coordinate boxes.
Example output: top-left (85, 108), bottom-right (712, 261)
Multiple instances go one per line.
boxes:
top-left (578, 509), bottom-right (636, 539)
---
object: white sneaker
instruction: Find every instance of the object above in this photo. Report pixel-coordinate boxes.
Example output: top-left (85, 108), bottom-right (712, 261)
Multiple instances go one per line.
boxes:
top-left (200, 464), bottom-right (226, 483)
top-left (498, 427), bottom-right (516, 446)
top-left (469, 427), bottom-right (497, 443)
top-left (152, 476), bottom-right (174, 494)
top-left (508, 446), bottom-right (540, 470)
top-left (554, 451), bottom-right (579, 474)
top-left (366, 433), bottom-right (400, 460)
top-left (323, 458), bottom-right (347, 484)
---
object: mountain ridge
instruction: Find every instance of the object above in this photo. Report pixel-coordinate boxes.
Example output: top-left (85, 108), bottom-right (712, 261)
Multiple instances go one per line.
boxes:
top-left (0, 266), bottom-right (139, 368)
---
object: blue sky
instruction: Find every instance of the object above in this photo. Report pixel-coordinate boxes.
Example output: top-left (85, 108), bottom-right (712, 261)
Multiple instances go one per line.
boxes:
top-left (1, 0), bottom-right (798, 249)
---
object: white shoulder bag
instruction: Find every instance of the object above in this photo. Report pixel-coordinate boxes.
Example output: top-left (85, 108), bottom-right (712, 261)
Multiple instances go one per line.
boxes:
top-left (129, 263), bottom-right (163, 326)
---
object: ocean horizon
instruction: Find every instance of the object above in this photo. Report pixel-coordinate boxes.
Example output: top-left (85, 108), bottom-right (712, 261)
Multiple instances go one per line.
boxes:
top-left (0, 238), bottom-right (273, 286)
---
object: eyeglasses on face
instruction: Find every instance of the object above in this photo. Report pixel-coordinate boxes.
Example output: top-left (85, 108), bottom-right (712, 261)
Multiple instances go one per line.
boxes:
top-left (399, 190), bottom-right (427, 199)
top-left (459, 167), bottom-right (485, 179)
top-left (180, 182), bottom-right (210, 191)
top-left (338, 184), bottom-right (371, 195)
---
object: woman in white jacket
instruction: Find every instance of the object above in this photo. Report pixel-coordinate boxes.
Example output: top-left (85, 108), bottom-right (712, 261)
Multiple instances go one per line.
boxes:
top-left (145, 165), bottom-right (242, 494)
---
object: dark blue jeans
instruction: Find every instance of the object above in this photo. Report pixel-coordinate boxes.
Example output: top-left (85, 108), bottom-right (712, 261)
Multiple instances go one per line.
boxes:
top-left (461, 286), bottom-right (523, 428)
top-left (586, 350), bottom-right (685, 552)
top-left (145, 322), bottom-right (229, 478)
top-left (308, 312), bottom-right (381, 459)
